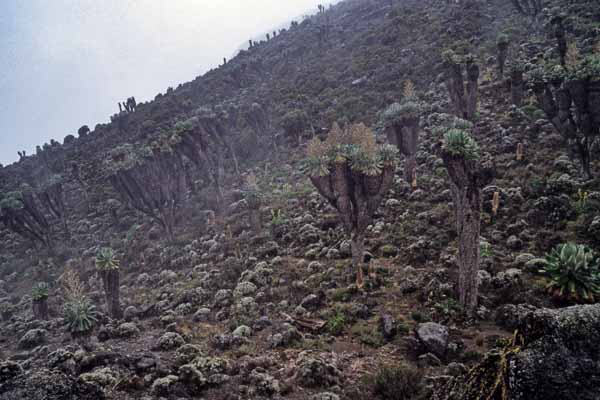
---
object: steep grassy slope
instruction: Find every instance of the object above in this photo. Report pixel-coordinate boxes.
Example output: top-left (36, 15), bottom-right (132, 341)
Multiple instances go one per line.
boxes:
top-left (0, 0), bottom-right (599, 399)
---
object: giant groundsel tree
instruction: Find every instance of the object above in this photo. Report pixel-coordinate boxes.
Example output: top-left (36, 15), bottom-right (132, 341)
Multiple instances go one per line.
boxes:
top-left (0, 186), bottom-right (52, 249)
top-left (106, 140), bottom-right (188, 241)
top-left (527, 54), bottom-right (600, 179)
top-left (379, 101), bottom-right (421, 185)
top-left (437, 125), bottom-right (495, 315)
top-left (443, 50), bottom-right (480, 121)
top-left (304, 123), bottom-right (398, 287)
top-left (169, 106), bottom-right (240, 211)
top-left (37, 174), bottom-right (69, 236)
top-left (95, 247), bottom-right (122, 320)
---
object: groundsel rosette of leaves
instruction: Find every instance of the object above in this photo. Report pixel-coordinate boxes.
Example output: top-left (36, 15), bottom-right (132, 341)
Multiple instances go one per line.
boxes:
top-left (64, 297), bottom-right (98, 334)
top-left (443, 128), bottom-right (480, 160)
top-left (31, 282), bottom-right (49, 301)
top-left (529, 243), bottom-right (600, 303)
top-left (95, 247), bottom-right (120, 271)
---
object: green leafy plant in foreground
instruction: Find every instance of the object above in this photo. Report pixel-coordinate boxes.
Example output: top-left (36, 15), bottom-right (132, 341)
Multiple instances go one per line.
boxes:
top-left (530, 243), bottom-right (600, 303)
top-left (64, 297), bottom-right (98, 335)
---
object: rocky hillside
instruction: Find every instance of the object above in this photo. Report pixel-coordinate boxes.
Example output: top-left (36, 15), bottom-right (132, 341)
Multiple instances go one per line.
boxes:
top-left (0, 0), bottom-right (599, 399)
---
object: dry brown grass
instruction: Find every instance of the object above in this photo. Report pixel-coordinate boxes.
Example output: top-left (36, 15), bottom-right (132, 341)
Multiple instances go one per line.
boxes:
top-left (57, 266), bottom-right (85, 301)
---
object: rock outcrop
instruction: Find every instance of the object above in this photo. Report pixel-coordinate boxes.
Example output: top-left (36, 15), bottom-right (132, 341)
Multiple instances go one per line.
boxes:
top-left (434, 304), bottom-right (600, 400)
top-left (0, 368), bottom-right (105, 400)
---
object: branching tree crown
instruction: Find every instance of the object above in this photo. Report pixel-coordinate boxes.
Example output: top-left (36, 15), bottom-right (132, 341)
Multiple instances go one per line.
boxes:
top-left (105, 140), bottom-right (188, 241)
top-left (281, 109), bottom-right (309, 147)
top-left (442, 50), bottom-right (480, 121)
top-left (304, 123), bottom-right (398, 287)
top-left (0, 186), bottom-right (52, 249)
top-left (379, 100), bottom-right (422, 184)
top-left (526, 54), bottom-right (600, 178)
top-left (37, 174), bottom-right (68, 235)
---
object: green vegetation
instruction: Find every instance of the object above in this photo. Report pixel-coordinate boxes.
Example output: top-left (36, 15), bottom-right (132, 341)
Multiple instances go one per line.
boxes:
top-left (525, 53), bottom-right (600, 178)
top-left (453, 332), bottom-right (524, 399)
top-left (410, 310), bottom-right (431, 323)
top-left (304, 123), bottom-right (398, 287)
top-left (429, 114), bottom-right (473, 137)
top-left (95, 247), bottom-right (120, 271)
top-left (281, 109), bottom-right (309, 147)
top-left (574, 189), bottom-right (589, 215)
top-left (304, 123), bottom-right (399, 178)
top-left (31, 282), bottom-right (49, 301)
top-left (64, 297), bottom-right (98, 335)
top-left (350, 321), bottom-right (385, 347)
top-left (496, 33), bottom-right (510, 78)
top-left (0, 191), bottom-right (24, 211)
top-left (443, 129), bottom-right (480, 160)
top-left (528, 54), bottom-right (600, 83)
top-left (1, 2), bottom-right (600, 398)
top-left (0, 185), bottom-right (52, 248)
top-left (372, 364), bottom-right (423, 400)
top-left (270, 209), bottom-right (286, 226)
top-left (380, 101), bottom-right (421, 128)
top-left (434, 298), bottom-right (462, 318)
top-left (326, 310), bottom-right (347, 336)
top-left (331, 287), bottom-right (353, 302)
top-left (532, 243), bottom-right (600, 303)
top-left (480, 241), bottom-right (493, 258)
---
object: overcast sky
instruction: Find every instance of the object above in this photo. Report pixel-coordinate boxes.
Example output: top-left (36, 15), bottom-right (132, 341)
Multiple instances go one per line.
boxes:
top-left (0, 0), bottom-right (336, 166)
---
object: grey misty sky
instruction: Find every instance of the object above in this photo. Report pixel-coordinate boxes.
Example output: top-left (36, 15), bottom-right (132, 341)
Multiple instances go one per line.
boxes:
top-left (0, 0), bottom-right (335, 166)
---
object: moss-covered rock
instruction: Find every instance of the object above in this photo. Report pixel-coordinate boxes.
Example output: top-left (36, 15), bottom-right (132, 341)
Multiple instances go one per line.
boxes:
top-left (434, 304), bottom-right (600, 400)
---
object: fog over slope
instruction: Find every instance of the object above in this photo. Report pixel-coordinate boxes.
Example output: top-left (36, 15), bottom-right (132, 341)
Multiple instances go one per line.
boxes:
top-left (0, 0), bottom-right (336, 166)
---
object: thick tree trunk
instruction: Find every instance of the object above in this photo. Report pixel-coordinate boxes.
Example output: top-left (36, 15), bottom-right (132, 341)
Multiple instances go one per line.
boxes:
top-left (578, 141), bottom-right (593, 180)
top-left (447, 62), bottom-right (467, 119)
top-left (510, 69), bottom-right (524, 107)
top-left (158, 209), bottom-right (175, 242)
top-left (249, 209), bottom-right (261, 235)
top-left (212, 171), bottom-right (226, 216)
top-left (405, 155), bottom-right (416, 186)
top-left (441, 152), bottom-right (492, 317)
top-left (32, 299), bottom-right (49, 320)
top-left (389, 122), bottom-right (419, 185)
top-left (225, 140), bottom-right (240, 176)
top-left (351, 231), bottom-right (365, 287)
top-left (497, 45), bottom-right (508, 79)
top-left (452, 187), bottom-right (481, 315)
top-left (402, 123), bottom-right (419, 185)
top-left (101, 270), bottom-right (122, 320)
top-left (466, 62), bottom-right (480, 121)
top-left (110, 209), bottom-right (118, 226)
